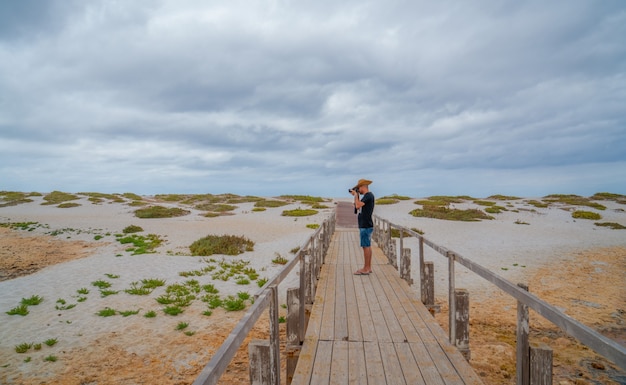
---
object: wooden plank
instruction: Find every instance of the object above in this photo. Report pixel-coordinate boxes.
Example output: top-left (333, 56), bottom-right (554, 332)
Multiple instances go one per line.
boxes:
top-left (330, 341), bottom-right (349, 385)
top-left (343, 257), bottom-right (363, 342)
top-left (369, 270), bottom-right (407, 343)
top-left (319, 264), bottom-right (337, 341)
top-left (310, 340), bottom-right (333, 385)
top-left (334, 263), bottom-right (349, 341)
top-left (379, 342), bottom-right (407, 385)
top-left (363, 341), bottom-right (386, 385)
top-left (361, 270), bottom-right (393, 342)
top-left (394, 342), bottom-right (427, 385)
top-left (348, 342), bottom-right (367, 385)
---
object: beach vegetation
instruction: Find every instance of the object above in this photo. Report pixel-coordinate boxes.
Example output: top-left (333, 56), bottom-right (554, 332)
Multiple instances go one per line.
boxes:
top-left (77, 288), bottom-right (90, 296)
top-left (485, 206), bottom-right (507, 214)
top-left (594, 222), bottom-right (626, 230)
top-left (591, 192), bottom-right (626, 204)
top-left (144, 310), bottom-right (157, 318)
top-left (80, 192), bottom-right (126, 204)
top-left (44, 355), bottom-right (57, 362)
top-left (202, 284), bottom-right (219, 294)
top-left (7, 304), bottom-right (29, 316)
top-left (0, 221), bottom-right (42, 231)
top-left (134, 205), bottom-right (190, 218)
top-left (119, 309), bottom-right (139, 317)
top-left (55, 298), bottom-right (76, 310)
top-left (123, 225), bottom-right (143, 233)
top-left (515, 220), bottom-right (530, 225)
top-left (100, 290), bottom-right (119, 297)
top-left (44, 338), bottom-right (58, 347)
top-left (42, 191), bottom-right (80, 206)
top-left (142, 278), bottom-right (166, 288)
top-left (272, 253), bottom-right (289, 265)
top-left (290, 246), bottom-right (300, 254)
top-left (222, 295), bottom-right (246, 311)
top-left (237, 291), bottom-right (250, 300)
top-left (185, 331), bottom-right (196, 336)
top-left (195, 203), bottom-right (237, 213)
top-left (92, 280), bottom-right (112, 289)
top-left (257, 277), bottom-right (269, 287)
top-left (57, 202), bottom-right (81, 208)
top-left (125, 282), bottom-right (154, 295)
top-left (97, 308), bottom-right (117, 317)
top-left (282, 208), bottom-right (318, 217)
top-left (410, 205), bottom-right (493, 221)
top-left (190, 234), bottom-right (254, 256)
top-left (15, 343), bottom-right (32, 353)
top-left (105, 273), bottom-right (119, 279)
top-left (21, 295), bottom-right (44, 306)
top-left (527, 200), bottom-right (549, 208)
top-left (116, 233), bottom-right (163, 254)
top-left (391, 228), bottom-right (412, 238)
top-left (376, 198), bottom-right (399, 205)
top-left (255, 199), bottom-right (289, 208)
top-left (252, 207), bottom-right (266, 212)
top-left (306, 223), bottom-right (320, 229)
top-left (572, 211), bottom-right (602, 220)
top-left (163, 306), bottom-right (183, 316)
top-left (0, 191), bottom-right (36, 207)
top-left (33, 343), bottom-right (42, 350)
top-left (488, 195), bottom-right (522, 201)
top-left (176, 322), bottom-right (189, 330)
top-left (205, 295), bottom-right (223, 309)
top-left (203, 310), bottom-right (213, 316)
top-left (544, 194), bottom-right (606, 210)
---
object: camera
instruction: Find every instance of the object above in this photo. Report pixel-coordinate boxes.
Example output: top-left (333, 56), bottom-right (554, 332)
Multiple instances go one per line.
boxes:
top-left (348, 186), bottom-right (360, 194)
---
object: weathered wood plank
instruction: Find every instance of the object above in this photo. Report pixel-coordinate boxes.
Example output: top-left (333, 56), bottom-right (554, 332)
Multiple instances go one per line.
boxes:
top-left (363, 341), bottom-right (386, 384)
top-left (319, 264), bottom-right (337, 341)
top-left (369, 270), bottom-right (407, 343)
top-left (348, 341), bottom-right (367, 385)
top-left (334, 263), bottom-right (349, 341)
top-left (342, 258), bottom-right (363, 342)
top-left (394, 342), bottom-right (427, 385)
top-left (380, 342), bottom-right (407, 385)
top-left (310, 340), bottom-right (333, 385)
top-left (330, 341), bottom-right (349, 385)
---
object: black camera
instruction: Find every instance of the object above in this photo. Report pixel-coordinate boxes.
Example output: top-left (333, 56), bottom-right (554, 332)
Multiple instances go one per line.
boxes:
top-left (348, 186), bottom-right (360, 194)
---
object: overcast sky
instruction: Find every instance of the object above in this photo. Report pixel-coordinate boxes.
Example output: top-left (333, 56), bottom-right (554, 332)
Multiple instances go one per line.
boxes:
top-left (1, 1), bottom-right (625, 198)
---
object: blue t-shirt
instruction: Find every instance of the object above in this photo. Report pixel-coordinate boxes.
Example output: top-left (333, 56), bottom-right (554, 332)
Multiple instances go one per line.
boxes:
top-left (358, 192), bottom-right (375, 228)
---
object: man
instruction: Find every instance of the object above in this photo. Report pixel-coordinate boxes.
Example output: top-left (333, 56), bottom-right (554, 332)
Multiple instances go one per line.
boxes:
top-left (351, 179), bottom-right (374, 275)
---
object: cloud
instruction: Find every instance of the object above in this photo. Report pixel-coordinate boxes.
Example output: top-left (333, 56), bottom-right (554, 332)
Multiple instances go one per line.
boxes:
top-left (1, 0), bottom-right (625, 197)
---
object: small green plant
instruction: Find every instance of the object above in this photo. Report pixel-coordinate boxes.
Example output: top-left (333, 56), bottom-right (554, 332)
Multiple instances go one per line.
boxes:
top-left (77, 288), bottom-right (89, 295)
top-left (99, 289), bottom-right (119, 297)
top-left (55, 298), bottom-right (76, 310)
top-left (119, 309), bottom-right (139, 317)
top-left (134, 206), bottom-right (190, 218)
top-left (281, 208), bottom-right (318, 217)
top-left (92, 280), bottom-right (112, 289)
top-left (141, 278), bottom-right (166, 288)
top-left (257, 277), bottom-right (269, 288)
top-left (515, 220), bottom-right (530, 225)
top-left (44, 355), bottom-right (58, 362)
top-left (222, 295), bottom-right (246, 311)
top-left (44, 338), bottom-right (58, 347)
top-left (125, 282), bottom-right (153, 295)
top-left (184, 331), bottom-right (196, 336)
top-left (206, 295), bottom-right (223, 309)
top-left (272, 253), bottom-right (288, 265)
top-left (306, 223), bottom-right (320, 229)
top-left (33, 343), bottom-right (42, 350)
top-left (97, 308), bottom-right (117, 317)
top-left (595, 222), bottom-right (626, 229)
top-left (15, 343), bottom-right (32, 353)
top-left (7, 305), bottom-right (29, 316)
top-left (144, 310), bottom-right (157, 318)
top-left (237, 291), bottom-right (250, 300)
top-left (21, 295), bottom-right (44, 306)
top-left (278, 316), bottom-right (286, 323)
top-left (189, 234), bottom-right (255, 256)
top-left (176, 322), bottom-right (189, 330)
top-left (202, 310), bottom-right (213, 316)
top-left (123, 225), bottom-right (144, 233)
top-left (105, 273), bottom-right (120, 279)
top-left (202, 284), bottom-right (219, 294)
top-left (235, 276), bottom-right (250, 285)
top-left (163, 306), bottom-right (184, 316)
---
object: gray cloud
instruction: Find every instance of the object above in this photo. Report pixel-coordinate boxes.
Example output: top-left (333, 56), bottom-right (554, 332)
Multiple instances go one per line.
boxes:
top-left (1, 0), bottom-right (625, 197)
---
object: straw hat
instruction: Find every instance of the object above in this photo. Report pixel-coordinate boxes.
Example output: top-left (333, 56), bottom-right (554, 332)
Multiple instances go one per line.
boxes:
top-left (356, 179), bottom-right (373, 188)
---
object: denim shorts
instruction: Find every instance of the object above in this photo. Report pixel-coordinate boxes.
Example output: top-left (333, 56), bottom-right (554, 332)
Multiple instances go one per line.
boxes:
top-left (359, 227), bottom-right (373, 247)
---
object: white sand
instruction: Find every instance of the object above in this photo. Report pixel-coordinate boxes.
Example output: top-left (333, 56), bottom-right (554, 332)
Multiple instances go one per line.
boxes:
top-left (0, 194), bottom-right (624, 384)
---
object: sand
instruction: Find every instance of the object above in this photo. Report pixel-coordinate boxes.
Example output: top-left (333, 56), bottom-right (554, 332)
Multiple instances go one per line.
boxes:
top-left (0, 194), bottom-right (625, 385)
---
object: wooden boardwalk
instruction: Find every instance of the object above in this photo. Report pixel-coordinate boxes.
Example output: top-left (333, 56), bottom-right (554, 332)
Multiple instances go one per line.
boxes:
top-left (291, 227), bottom-right (484, 385)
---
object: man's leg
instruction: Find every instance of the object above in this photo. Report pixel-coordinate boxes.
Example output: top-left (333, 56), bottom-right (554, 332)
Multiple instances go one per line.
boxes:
top-left (363, 246), bottom-right (372, 273)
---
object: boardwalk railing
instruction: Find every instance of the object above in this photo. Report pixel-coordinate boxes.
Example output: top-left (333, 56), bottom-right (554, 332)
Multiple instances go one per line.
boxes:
top-left (373, 215), bottom-right (626, 384)
top-left (193, 213), bottom-right (336, 385)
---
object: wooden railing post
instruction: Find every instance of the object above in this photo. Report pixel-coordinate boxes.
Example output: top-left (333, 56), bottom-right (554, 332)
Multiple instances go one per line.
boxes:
top-left (249, 340), bottom-right (271, 385)
top-left (455, 289), bottom-right (470, 361)
top-left (530, 343), bottom-right (553, 385)
top-left (286, 287), bottom-right (301, 385)
top-left (448, 251), bottom-right (456, 344)
top-left (517, 283), bottom-right (530, 385)
top-left (389, 239), bottom-right (397, 269)
top-left (269, 285), bottom-right (281, 385)
top-left (422, 261), bottom-right (435, 312)
top-left (400, 248), bottom-right (412, 285)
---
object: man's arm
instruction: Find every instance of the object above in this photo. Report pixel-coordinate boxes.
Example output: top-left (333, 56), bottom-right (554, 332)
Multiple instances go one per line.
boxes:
top-left (352, 191), bottom-right (365, 209)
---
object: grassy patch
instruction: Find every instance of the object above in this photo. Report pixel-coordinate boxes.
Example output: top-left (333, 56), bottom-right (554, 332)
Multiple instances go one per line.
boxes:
top-left (7, 305), bottom-right (29, 316)
top-left (134, 206), bottom-right (190, 218)
top-left (123, 225), bottom-right (143, 234)
top-left (189, 234), bottom-right (254, 256)
top-left (255, 199), bottom-right (289, 208)
top-left (0, 191), bottom-right (37, 207)
top-left (41, 191), bottom-right (80, 206)
top-left (410, 205), bottom-right (493, 221)
top-left (21, 295), bottom-right (44, 306)
top-left (572, 211), bottom-right (602, 220)
top-left (594, 222), bottom-right (626, 230)
top-left (591, 192), bottom-right (626, 204)
top-left (544, 194), bottom-right (606, 210)
top-left (116, 233), bottom-right (163, 254)
top-left (282, 208), bottom-right (318, 217)
top-left (272, 253), bottom-right (289, 265)
top-left (376, 198), bottom-right (399, 205)
top-left (487, 195), bottom-right (522, 201)
top-left (306, 223), bottom-right (320, 229)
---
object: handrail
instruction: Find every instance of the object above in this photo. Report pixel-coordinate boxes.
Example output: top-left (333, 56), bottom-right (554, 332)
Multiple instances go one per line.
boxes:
top-left (193, 213), bottom-right (336, 385)
top-left (373, 214), bottom-right (626, 371)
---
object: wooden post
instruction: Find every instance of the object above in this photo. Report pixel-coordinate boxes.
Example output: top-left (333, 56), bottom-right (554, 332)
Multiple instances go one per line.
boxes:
top-left (422, 261), bottom-right (435, 310)
top-left (530, 343), bottom-right (552, 385)
top-left (286, 287), bottom-right (301, 346)
top-left (448, 251), bottom-right (456, 344)
top-left (269, 285), bottom-right (281, 385)
top-left (304, 253), bottom-right (313, 305)
top-left (249, 340), bottom-right (271, 385)
top-left (298, 251), bottom-right (306, 343)
top-left (286, 287), bottom-right (301, 385)
top-left (400, 248), bottom-right (412, 285)
top-left (454, 289), bottom-right (471, 361)
top-left (517, 283), bottom-right (530, 385)
top-left (389, 240), bottom-right (397, 269)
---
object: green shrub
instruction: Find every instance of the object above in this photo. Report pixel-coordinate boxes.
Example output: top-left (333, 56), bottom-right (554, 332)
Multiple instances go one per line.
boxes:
top-left (134, 206), bottom-right (190, 218)
top-left (123, 225), bottom-right (143, 234)
top-left (189, 234), bottom-right (254, 256)
top-left (21, 295), bottom-right (44, 306)
top-left (42, 191), bottom-right (79, 205)
top-left (282, 208), bottom-right (318, 217)
top-left (572, 211), bottom-right (602, 220)
top-left (409, 205), bottom-right (493, 221)
top-left (594, 222), bottom-right (626, 229)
